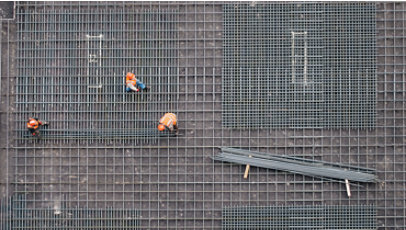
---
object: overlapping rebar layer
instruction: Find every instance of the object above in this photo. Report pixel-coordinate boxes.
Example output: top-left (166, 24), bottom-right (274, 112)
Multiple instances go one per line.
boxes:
top-left (5, 2), bottom-right (405, 229)
top-left (0, 194), bottom-right (140, 229)
top-left (222, 3), bottom-right (376, 128)
top-left (223, 205), bottom-right (377, 230)
top-left (0, 196), bottom-right (11, 230)
top-left (15, 7), bottom-right (179, 141)
top-left (214, 148), bottom-right (377, 183)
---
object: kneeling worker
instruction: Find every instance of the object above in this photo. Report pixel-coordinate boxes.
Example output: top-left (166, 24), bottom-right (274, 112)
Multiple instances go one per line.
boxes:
top-left (27, 117), bottom-right (48, 137)
top-left (158, 113), bottom-right (178, 134)
top-left (126, 72), bottom-right (149, 92)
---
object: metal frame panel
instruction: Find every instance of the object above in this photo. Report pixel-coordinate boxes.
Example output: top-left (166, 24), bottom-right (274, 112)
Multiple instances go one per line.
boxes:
top-left (222, 3), bottom-right (376, 128)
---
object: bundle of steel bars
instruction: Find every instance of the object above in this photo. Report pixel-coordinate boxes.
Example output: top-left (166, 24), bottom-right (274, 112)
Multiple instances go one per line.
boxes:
top-left (213, 148), bottom-right (377, 183)
top-left (21, 129), bottom-right (177, 139)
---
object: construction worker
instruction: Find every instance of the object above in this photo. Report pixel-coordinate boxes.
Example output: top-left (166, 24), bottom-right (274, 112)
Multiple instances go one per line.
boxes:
top-left (158, 113), bottom-right (178, 133)
top-left (125, 72), bottom-right (149, 92)
top-left (27, 117), bottom-right (48, 137)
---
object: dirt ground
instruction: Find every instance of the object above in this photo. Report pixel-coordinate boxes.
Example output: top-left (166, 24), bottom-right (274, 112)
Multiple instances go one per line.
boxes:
top-left (0, 2), bottom-right (13, 19)
top-left (0, 2), bottom-right (405, 229)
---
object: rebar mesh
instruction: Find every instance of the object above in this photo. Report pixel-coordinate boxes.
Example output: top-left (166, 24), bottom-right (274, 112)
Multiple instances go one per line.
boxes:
top-left (223, 205), bottom-right (377, 229)
top-left (0, 1), bottom-right (404, 229)
top-left (0, 194), bottom-right (140, 229)
top-left (222, 3), bottom-right (376, 128)
top-left (0, 196), bottom-right (11, 230)
top-left (15, 7), bottom-right (179, 141)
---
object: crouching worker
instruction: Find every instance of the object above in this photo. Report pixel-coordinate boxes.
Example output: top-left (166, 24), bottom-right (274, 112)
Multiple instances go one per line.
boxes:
top-left (27, 117), bottom-right (48, 137)
top-left (126, 72), bottom-right (149, 92)
top-left (158, 113), bottom-right (178, 134)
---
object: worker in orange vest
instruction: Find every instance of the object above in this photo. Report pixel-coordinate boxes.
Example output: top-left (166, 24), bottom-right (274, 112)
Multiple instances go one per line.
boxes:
top-left (27, 117), bottom-right (48, 137)
top-left (158, 113), bottom-right (178, 133)
top-left (126, 72), bottom-right (149, 92)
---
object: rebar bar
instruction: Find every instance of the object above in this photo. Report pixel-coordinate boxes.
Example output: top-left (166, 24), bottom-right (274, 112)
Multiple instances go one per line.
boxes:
top-left (221, 147), bottom-right (376, 172)
top-left (213, 148), bottom-right (377, 183)
top-left (18, 129), bottom-right (177, 138)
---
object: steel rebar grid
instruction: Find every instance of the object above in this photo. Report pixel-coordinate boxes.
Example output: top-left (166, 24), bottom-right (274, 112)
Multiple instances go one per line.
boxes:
top-left (222, 3), bottom-right (376, 129)
top-left (15, 6), bottom-right (179, 144)
top-left (223, 205), bottom-right (377, 230)
top-left (13, 2), bottom-right (224, 229)
top-left (0, 194), bottom-right (140, 229)
top-left (2, 1), bottom-right (405, 229)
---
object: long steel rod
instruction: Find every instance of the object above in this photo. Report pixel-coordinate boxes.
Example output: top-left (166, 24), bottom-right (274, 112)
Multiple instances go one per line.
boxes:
top-left (213, 152), bottom-right (377, 183)
top-left (221, 147), bottom-right (377, 172)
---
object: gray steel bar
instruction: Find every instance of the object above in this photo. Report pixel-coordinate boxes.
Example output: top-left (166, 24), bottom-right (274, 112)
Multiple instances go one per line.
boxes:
top-left (221, 147), bottom-right (377, 172)
top-left (213, 152), bottom-right (377, 182)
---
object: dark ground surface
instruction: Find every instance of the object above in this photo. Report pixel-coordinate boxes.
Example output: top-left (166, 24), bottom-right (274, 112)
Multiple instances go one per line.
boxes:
top-left (0, 2), bottom-right (405, 229)
top-left (0, 2), bottom-right (14, 201)
top-left (0, 2), bottom-right (13, 19)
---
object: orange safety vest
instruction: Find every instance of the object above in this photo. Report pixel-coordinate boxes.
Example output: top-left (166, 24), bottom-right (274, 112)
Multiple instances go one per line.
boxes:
top-left (126, 72), bottom-right (137, 86)
top-left (27, 118), bottom-right (39, 129)
top-left (159, 113), bottom-right (177, 128)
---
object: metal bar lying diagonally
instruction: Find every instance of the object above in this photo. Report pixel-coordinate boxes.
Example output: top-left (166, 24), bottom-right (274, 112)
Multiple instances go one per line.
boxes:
top-left (213, 148), bottom-right (378, 183)
top-left (18, 129), bottom-right (178, 138)
top-left (221, 147), bottom-right (377, 173)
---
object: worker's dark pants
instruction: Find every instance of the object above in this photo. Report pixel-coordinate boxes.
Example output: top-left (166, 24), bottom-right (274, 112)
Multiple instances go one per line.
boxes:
top-left (167, 124), bottom-right (178, 133)
top-left (126, 80), bottom-right (146, 92)
top-left (28, 128), bottom-right (39, 136)
top-left (135, 80), bottom-right (146, 90)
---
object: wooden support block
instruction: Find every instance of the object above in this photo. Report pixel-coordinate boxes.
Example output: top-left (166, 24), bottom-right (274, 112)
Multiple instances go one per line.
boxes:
top-left (243, 155), bottom-right (252, 179)
top-left (345, 179), bottom-right (351, 198)
top-left (244, 164), bottom-right (250, 179)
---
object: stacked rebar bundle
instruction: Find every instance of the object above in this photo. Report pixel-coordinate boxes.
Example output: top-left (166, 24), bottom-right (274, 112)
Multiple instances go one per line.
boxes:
top-left (214, 148), bottom-right (377, 183)
top-left (20, 129), bottom-right (177, 139)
